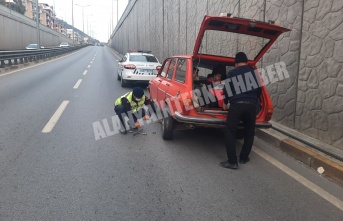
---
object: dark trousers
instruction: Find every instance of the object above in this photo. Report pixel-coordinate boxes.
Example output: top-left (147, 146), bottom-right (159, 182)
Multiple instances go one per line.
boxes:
top-left (224, 102), bottom-right (256, 164)
top-left (114, 105), bottom-right (146, 129)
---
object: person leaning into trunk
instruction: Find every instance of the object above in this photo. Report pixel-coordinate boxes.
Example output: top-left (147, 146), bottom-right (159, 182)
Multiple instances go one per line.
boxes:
top-left (220, 52), bottom-right (262, 169)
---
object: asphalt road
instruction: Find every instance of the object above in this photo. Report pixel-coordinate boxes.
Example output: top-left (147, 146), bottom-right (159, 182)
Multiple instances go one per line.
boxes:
top-left (0, 46), bottom-right (343, 221)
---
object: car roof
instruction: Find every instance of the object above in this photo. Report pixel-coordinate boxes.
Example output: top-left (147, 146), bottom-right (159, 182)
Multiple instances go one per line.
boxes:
top-left (128, 52), bottom-right (155, 56)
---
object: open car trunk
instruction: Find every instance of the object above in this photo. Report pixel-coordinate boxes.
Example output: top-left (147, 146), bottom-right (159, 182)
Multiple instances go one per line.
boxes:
top-left (190, 15), bottom-right (290, 119)
top-left (191, 59), bottom-right (263, 119)
top-left (193, 15), bottom-right (290, 65)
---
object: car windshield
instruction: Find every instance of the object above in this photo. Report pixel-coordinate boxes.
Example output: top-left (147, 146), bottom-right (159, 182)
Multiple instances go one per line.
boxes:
top-left (28, 44), bottom-right (37, 48)
top-left (199, 30), bottom-right (270, 60)
top-left (129, 55), bottom-right (158, 62)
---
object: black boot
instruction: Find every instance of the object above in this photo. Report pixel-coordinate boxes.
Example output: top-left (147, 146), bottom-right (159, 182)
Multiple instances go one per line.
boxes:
top-left (119, 123), bottom-right (127, 135)
top-left (219, 161), bottom-right (238, 169)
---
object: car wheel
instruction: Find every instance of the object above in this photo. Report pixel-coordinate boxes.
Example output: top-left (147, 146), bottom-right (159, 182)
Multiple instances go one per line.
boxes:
top-left (161, 110), bottom-right (174, 140)
top-left (120, 74), bottom-right (127, 87)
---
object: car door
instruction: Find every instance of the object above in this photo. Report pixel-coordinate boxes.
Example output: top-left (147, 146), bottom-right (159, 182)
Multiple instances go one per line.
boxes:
top-left (157, 58), bottom-right (177, 108)
top-left (149, 58), bottom-right (170, 101)
top-left (165, 58), bottom-right (191, 115)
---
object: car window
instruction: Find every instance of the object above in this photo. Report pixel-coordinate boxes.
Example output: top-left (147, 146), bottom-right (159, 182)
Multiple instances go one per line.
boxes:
top-left (129, 55), bottom-right (158, 62)
top-left (160, 59), bottom-right (171, 77)
top-left (174, 58), bottom-right (187, 83)
top-left (166, 58), bottom-right (177, 80)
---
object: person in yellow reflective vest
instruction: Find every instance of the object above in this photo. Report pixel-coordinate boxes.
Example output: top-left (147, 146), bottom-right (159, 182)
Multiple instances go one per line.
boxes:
top-left (114, 87), bottom-right (151, 134)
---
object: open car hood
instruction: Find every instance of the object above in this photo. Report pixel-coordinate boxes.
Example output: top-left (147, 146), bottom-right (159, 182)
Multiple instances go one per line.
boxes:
top-left (193, 16), bottom-right (290, 64)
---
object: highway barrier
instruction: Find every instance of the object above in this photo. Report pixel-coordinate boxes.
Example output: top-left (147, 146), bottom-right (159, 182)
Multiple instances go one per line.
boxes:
top-left (0, 45), bottom-right (88, 68)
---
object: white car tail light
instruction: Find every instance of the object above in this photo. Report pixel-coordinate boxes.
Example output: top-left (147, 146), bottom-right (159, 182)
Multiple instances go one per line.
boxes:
top-left (124, 64), bottom-right (136, 69)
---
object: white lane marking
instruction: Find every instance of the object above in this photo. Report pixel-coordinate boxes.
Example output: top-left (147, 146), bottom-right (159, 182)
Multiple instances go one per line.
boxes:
top-left (73, 79), bottom-right (82, 89)
top-left (83, 70), bottom-right (88, 75)
top-left (90, 61), bottom-right (93, 64)
top-left (42, 101), bottom-right (69, 133)
top-left (253, 147), bottom-right (343, 212)
top-left (88, 65), bottom-right (91, 68)
top-left (0, 47), bottom-right (88, 77)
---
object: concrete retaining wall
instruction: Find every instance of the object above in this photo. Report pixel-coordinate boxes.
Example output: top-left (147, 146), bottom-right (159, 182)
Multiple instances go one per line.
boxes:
top-left (0, 5), bottom-right (73, 50)
top-left (109, 0), bottom-right (343, 151)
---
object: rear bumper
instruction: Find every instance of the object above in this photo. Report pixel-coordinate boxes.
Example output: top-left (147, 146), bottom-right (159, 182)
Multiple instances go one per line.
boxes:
top-left (173, 112), bottom-right (272, 128)
top-left (122, 70), bottom-right (157, 82)
top-left (122, 79), bottom-right (150, 84)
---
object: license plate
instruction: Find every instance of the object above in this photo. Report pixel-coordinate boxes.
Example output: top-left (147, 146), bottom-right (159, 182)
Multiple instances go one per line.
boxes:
top-left (135, 69), bottom-right (153, 75)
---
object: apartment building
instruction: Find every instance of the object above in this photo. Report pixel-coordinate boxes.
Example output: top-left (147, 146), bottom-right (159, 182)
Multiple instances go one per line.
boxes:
top-left (23, 0), bottom-right (40, 22)
top-left (23, 1), bottom-right (74, 41)
top-left (54, 19), bottom-right (66, 36)
top-left (23, 1), bottom-right (54, 28)
top-left (40, 3), bottom-right (54, 28)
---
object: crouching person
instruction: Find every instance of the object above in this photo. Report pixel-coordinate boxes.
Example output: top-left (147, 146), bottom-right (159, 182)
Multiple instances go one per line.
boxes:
top-left (114, 87), bottom-right (150, 134)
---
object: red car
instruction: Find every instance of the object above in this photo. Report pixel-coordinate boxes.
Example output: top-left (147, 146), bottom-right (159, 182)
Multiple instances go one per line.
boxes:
top-left (148, 15), bottom-right (290, 140)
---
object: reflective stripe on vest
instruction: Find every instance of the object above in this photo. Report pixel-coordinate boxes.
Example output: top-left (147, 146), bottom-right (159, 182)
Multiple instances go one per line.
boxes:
top-left (115, 92), bottom-right (145, 113)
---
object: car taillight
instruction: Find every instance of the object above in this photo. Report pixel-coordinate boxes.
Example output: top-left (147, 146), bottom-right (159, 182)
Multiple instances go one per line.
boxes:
top-left (265, 106), bottom-right (273, 121)
top-left (124, 64), bottom-right (136, 69)
top-left (156, 66), bottom-right (162, 71)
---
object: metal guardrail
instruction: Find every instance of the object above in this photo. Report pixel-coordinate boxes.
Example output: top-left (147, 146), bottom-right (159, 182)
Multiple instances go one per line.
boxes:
top-left (0, 45), bottom-right (88, 68)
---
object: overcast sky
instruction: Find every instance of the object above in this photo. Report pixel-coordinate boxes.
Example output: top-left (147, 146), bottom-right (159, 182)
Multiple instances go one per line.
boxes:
top-left (41, 0), bottom-right (129, 42)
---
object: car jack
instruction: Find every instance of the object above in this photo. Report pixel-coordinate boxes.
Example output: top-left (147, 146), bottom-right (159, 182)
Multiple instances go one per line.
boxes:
top-left (128, 128), bottom-right (147, 136)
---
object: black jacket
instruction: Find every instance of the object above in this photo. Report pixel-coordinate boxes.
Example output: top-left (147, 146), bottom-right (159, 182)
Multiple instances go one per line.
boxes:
top-left (224, 65), bottom-right (262, 104)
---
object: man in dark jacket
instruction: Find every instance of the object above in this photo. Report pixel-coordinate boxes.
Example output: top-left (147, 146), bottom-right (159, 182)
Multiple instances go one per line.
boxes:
top-left (220, 52), bottom-right (262, 169)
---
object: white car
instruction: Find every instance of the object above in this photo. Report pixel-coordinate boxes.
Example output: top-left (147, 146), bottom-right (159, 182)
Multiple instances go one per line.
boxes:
top-left (26, 44), bottom-right (44, 49)
top-left (117, 51), bottom-right (162, 87)
top-left (59, 42), bottom-right (70, 47)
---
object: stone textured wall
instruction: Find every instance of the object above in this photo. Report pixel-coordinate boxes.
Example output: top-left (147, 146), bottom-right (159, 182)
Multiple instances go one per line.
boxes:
top-left (263, 0), bottom-right (303, 128)
top-left (109, 0), bottom-right (343, 150)
top-left (296, 0), bottom-right (343, 147)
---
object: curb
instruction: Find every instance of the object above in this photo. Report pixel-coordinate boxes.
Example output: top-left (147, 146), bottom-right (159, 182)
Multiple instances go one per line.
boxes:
top-left (107, 47), bottom-right (123, 59)
top-left (256, 128), bottom-right (343, 186)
